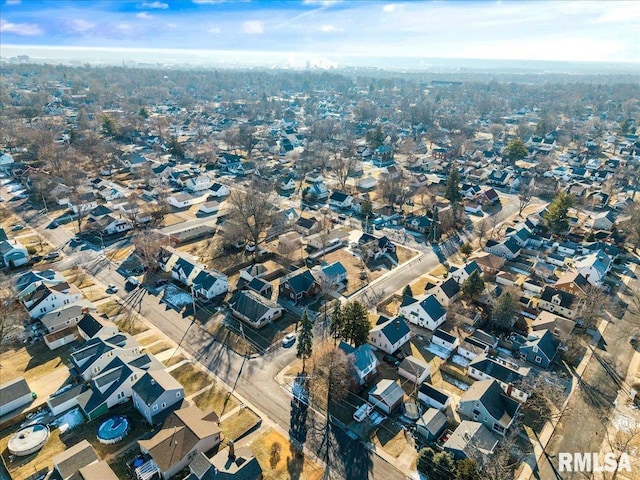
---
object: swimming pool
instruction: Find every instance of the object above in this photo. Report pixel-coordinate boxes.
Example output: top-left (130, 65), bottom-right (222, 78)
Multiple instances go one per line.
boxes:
top-left (96, 416), bottom-right (130, 444)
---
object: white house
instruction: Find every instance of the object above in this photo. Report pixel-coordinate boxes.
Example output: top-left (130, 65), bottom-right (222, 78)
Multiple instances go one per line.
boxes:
top-left (398, 355), bottom-right (430, 384)
top-left (191, 269), bottom-right (229, 300)
top-left (450, 261), bottom-right (483, 285)
top-left (431, 329), bottom-right (460, 352)
top-left (228, 289), bottom-right (283, 329)
top-left (0, 238), bottom-right (28, 268)
top-left (328, 191), bottom-right (353, 209)
top-left (210, 182), bottom-right (230, 198)
top-left (132, 370), bottom-right (184, 425)
top-left (467, 354), bottom-right (530, 402)
top-left (572, 250), bottom-right (612, 287)
top-left (22, 283), bottom-right (83, 319)
top-left (418, 383), bottom-right (451, 411)
top-left (432, 278), bottom-right (461, 307)
top-left (368, 316), bottom-right (411, 354)
top-left (0, 377), bottom-right (33, 416)
top-left (168, 192), bottom-right (209, 209)
top-left (399, 295), bottom-right (447, 331)
top-left (185, 175), bottom-right (213, 192)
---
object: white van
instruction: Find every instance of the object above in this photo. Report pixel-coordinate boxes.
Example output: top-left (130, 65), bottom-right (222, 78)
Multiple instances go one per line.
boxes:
top-left (353, 403), bottom-right (373, 422)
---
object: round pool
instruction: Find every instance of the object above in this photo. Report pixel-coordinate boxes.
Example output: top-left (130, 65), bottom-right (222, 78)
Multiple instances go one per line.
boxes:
top-left (8, 424), bottom-right (50, 456)
top-left (96, 416), bottom-right (130, 444)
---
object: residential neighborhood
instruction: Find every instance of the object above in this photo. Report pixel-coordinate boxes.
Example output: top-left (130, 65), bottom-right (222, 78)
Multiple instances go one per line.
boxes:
top-left (1, 11), bottom-right (640, 480)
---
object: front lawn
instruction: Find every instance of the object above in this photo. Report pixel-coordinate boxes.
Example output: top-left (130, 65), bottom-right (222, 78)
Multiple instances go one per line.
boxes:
top-left (220, 407), bottom-right (261, 442)
top-left (192, 385), bottom-right (239, 417)
top-left (251, 429), bottom-right (323, 480)
top-left (169, 363), bottom-right (212, 396)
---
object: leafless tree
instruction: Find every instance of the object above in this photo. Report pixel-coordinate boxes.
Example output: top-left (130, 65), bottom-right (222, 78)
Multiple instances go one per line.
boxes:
top-left (475, 218), bottom-right (489, 247)
top-left (331, 154), bottom-right (358, 191)
top-left (132, 231), bottom-right (169, 273)
top-left (377, 170), bottom-right (409, 211)
top-left (308, 345), bottom-right (354, 414)
top-left (0, 278), bottom-right (27, 351)
top-left (517, 178), bottom-right (536, 217)
top-left (471, 425), bottom-right (524, 480)
top-left (225, 185), bottom-right (275, 262)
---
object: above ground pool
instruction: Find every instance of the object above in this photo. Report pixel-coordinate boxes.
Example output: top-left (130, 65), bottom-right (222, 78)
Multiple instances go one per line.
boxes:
top-left (96, 415), bottom-right (130, 444)
top-left (8, 424), bottom-right (50, 456)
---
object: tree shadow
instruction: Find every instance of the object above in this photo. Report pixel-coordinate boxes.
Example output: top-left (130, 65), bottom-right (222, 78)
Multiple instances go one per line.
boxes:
top-left (287, 374), bottom-right (310, 480)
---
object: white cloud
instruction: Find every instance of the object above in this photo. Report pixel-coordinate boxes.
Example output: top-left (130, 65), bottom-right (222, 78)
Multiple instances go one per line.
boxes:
top-left (69, 19), bottom-right (95, 33)
top-left (0, 19), bottom-right (43, 35)
top-left (303, 0), bottom-right (341, 5)
top-left (243, 21), bottom-right (264, 34)
top-left (383, 4), bottom-right (397, 13)
top-left (136, 12), bottom-right (153, 19)
top-left (5, 0), bottom-right (21, 6)
top-left (207, 26), bottom-right (222, 34)
top-left (319, 24), bottom-right (343, 33)
top-left (142, 1), bottom-right (168, 8)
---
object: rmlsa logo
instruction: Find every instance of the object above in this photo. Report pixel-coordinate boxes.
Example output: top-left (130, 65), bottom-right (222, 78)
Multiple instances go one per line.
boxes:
top-left (558, 452), bottom-right (632, 473)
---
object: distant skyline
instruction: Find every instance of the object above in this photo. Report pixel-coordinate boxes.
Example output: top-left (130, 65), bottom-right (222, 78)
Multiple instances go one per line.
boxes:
top-left (1, 0), bottom-right (639, 67)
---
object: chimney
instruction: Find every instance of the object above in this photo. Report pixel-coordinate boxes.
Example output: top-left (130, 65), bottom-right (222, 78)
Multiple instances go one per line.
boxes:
top-left (507, 383), bottom-right (513, 397)
top-left (396, 319), bottom-right (400, 329)
top-left (228, 440), bottom-right (235, 459)
top-left (81, 307), bottom-right (89, 314)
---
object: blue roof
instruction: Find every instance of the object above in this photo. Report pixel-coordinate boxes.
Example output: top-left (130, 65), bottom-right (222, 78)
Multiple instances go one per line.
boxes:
top-left (419, 295), bottom-right (446, 319)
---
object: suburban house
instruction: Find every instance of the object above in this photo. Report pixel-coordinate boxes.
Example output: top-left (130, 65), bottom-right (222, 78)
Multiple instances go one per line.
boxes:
top-left (40, 301), bottom-right (97, 333)
top-left (457, 337), bottom-right (490, 361)
top-left (536, 286), bottom-right (579, 319)
top-left (70, 333), bottom-right (141, 381)
top-left (458, 379), bottom-right (521, 436)
top-left (185, 175), bottom-right (213, 192)
top-left (554, 270), bottom-right (590, 297)
top-left (338, 341), bottom-right (379, 388)
top-left (531, 311), bottom-right (575, 341)
top-left (356, 233), bottom-right (396, 260)
top-left (399, 294), bottom-right (447, 331)
top-left (307, 182), bottom-right (329, 201)
top-left (443, 421), bottom-right (499, 460)
top-left (0, 238), bottom-right (28, 268)
top-left (15, 269), bottom-right (67, 300)
top-left (471, 252), bottom-right (506, 276)
top-left (22, 282), bottom-right (83, 319)
top-left (168, 192), bottom-right (209, 209)
top-left (77, 314), bottom-right (119, 341)
top-left (210, 182), bottom-right (230, 198)
top-left (51, 440), bottom-right (103, 480)
top-left (138, 406), bottom-right (222, 480)
top-left (431, 329), bottom-right (460, 353)
top-left (132, 369), bottom-right (185, 425)
top-left (398, 355), bottom-right (430, 384)
top-left (228, 289), bottom-right (283, 329)
top-left (186, 445), bottom-right (263, 480)
top-left (328, 191), bottom-right (353, 209)
top-left (418, 383), bottom-right (451, 411)
top-left (368, 316), bottom-right (411, 354)
top-left (431, 278), bottom-right (461, 307)
top-left (450, 261), bottom-right (483, 285)
top-left (467, 354), bottom-right (530, 401)
top-left (517, 329), bottom-right (560, 368)
top-left (247, 277), bottom-right (273, 299)
top-left (404, 215), bottom-right (431, 234)
top-left (571, 250), bottom-right (612, 287)
top-left (485, 237), bottom-right (522, 260)
top-left (191, 269), bottom-right (229, 300)
top-left (312, 261), bottom-right (348, 289)
top-left (415, 408), bottom-right (447, 443)
top-left (44, 327), bottom-right (77, 351)
top-left (591, 210), bottom-right (616, 231)
top-left (0, 377), bottom-right (33, 416)
top-left (368, 379), bottom-right (404, 414)
top-left (279, 269), bottom-right (319, 304)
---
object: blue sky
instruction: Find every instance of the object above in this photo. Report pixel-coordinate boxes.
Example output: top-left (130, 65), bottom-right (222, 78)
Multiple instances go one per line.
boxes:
top-left (1, 1), bottom-right (639, 65)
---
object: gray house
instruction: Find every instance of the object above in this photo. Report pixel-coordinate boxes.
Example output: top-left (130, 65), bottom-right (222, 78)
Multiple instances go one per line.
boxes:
top-left (415, 408), bottom-right (447, 442)
top-left (458, 379), bottom-right (520, 436)
top-left (0, 377), bottom-right (33, 416)
top-left (443, 420), bottom-right (499, 460)
top-left (517, 329), bottom-right (560, 368)
top-left (132, 369), bottom-right (185, 425)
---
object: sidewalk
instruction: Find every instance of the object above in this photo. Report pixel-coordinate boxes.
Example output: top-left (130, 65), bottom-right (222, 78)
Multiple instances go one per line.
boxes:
top-left (516, 315), bottom-right (611, 479)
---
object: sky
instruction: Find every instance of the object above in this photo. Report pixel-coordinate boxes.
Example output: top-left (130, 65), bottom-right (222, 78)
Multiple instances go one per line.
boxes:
top-left (1, 0), bottom-right (639, 67)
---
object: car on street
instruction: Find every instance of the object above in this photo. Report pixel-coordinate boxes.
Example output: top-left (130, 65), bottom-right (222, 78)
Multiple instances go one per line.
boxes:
top-left (11, 224), bottom-right (24, 231)
top-left (107, 283), bottom-right (119, 293)
top-left (282, 333), bottom-right (296, 347)
top-left (43, 251), bottom-right (60, 260)
top-left (126, 276), bottom-right (140, 286)
top-left (382, 354), bottom-right (401, 368)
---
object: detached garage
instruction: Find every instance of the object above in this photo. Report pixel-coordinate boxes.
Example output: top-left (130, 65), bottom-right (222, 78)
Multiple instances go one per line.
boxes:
top-left (0, 377), bottom-right (33, 416)
top-left (44, 327), bottom-right (77, 350)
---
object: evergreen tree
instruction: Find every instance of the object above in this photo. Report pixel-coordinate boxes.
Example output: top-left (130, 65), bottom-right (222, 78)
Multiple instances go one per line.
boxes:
top-left (455, 459), bottom-right (481, 480)
top-left (168, 135), bottom-right (185, 159)
top-left (462, 270), bottom-right (485, 301)
top-left (101, 115), bottom-right (119, 138)
top-left (416, 447), bottom-right (435, 475)
top-left (403, 284), bottom-right (413, 298)
top-left (544, 191), bottom-right (575, 235)
top-left (444, 165), bottom-right (462, 203)
top-left (504, 138), bottom-right (528, 163)
top-left (297, 310), bottom-right (313, 372)
top-left (460, 242), bottom-right (473, 257)
top-left (329, 304), bottom-right (343, 345)
top-left (430, 206), bottom-right (440, 243)
top-left (431, 452), bottom-right (455, 480)
top-left (366, 124), bottom-right (385, 149)
top-left (492, 290), bottom-right (518, 329)
top-left (343, 301), bottom-right (370, 347)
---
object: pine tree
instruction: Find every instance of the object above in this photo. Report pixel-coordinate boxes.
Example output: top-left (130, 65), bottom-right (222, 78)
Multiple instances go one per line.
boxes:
top-left (329, 304), bottom-right (343, 345)
top-left (455, 459), bottom-right (481, 480)
top-left (416, 447), bottom-right (435, 475)
top-left (492, 290), bottom-right (518, 329)
top-left (460, 242), bottom-right (473, 257)
top-left (343, 301), bottom-right (370, 347)
top-left (504, 138), bottom-right (528, 163)
top-left (462, 270), bottom-right (485, 301)
top-left (544, 192), bottom-right (575, 235)
top-left (431, 452), bottom-right (455, 480)
top-left (297, 310), bottom-right (313, 372)
top-left (444, 165), bottom-right (462, 203)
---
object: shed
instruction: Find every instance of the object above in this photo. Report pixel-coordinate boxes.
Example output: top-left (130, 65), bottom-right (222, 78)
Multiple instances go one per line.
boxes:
top-left (0, 377), bottom-right (33, 416)
top-left (415, 408), bottom-right (447, 442)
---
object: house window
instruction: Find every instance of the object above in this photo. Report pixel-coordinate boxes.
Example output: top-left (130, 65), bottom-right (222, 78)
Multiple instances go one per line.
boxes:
top-left (162, 402), bottom-right (166, 408)
top-left (534, 356), bottom-right (542, 363)
top-left (176, 392), bottom-right (181, 397)
top-left (152, 404), bottom-right (158, 411)
top-left (493, 424), bottom-right (505, 434)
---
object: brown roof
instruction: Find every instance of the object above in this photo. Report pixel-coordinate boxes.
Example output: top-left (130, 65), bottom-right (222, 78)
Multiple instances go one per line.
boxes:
top-left (79, 461), bottom-right (119, 480)
top-left (471, 252), bottom-right (506, 270)
top-left (138, 406), bottom-right (220, 473)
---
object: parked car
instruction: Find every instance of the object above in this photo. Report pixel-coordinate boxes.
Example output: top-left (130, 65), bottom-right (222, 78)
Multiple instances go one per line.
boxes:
top-left (382, 354), bottom-right (401, 368)
top-left (11, 224), bottom-right (24, 231)
top-left (107, 283), bottom-right (119, 293)
top-left (126, 276), bottom-right (140, 286)
top-left (155, 279), bottom-right (169, 287)
top-left (43, 251), bottom-right (60, 260)
top-left (282, 333), bottom-right (296, 347)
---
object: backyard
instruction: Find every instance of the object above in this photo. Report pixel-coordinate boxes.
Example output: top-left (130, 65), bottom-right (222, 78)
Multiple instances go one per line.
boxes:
top-left (0, 341), bottom-right (75, 384)
top-left (192, 385), bottom-right (239, 417)
top-left (251, 429), bottom-right (323, 480)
